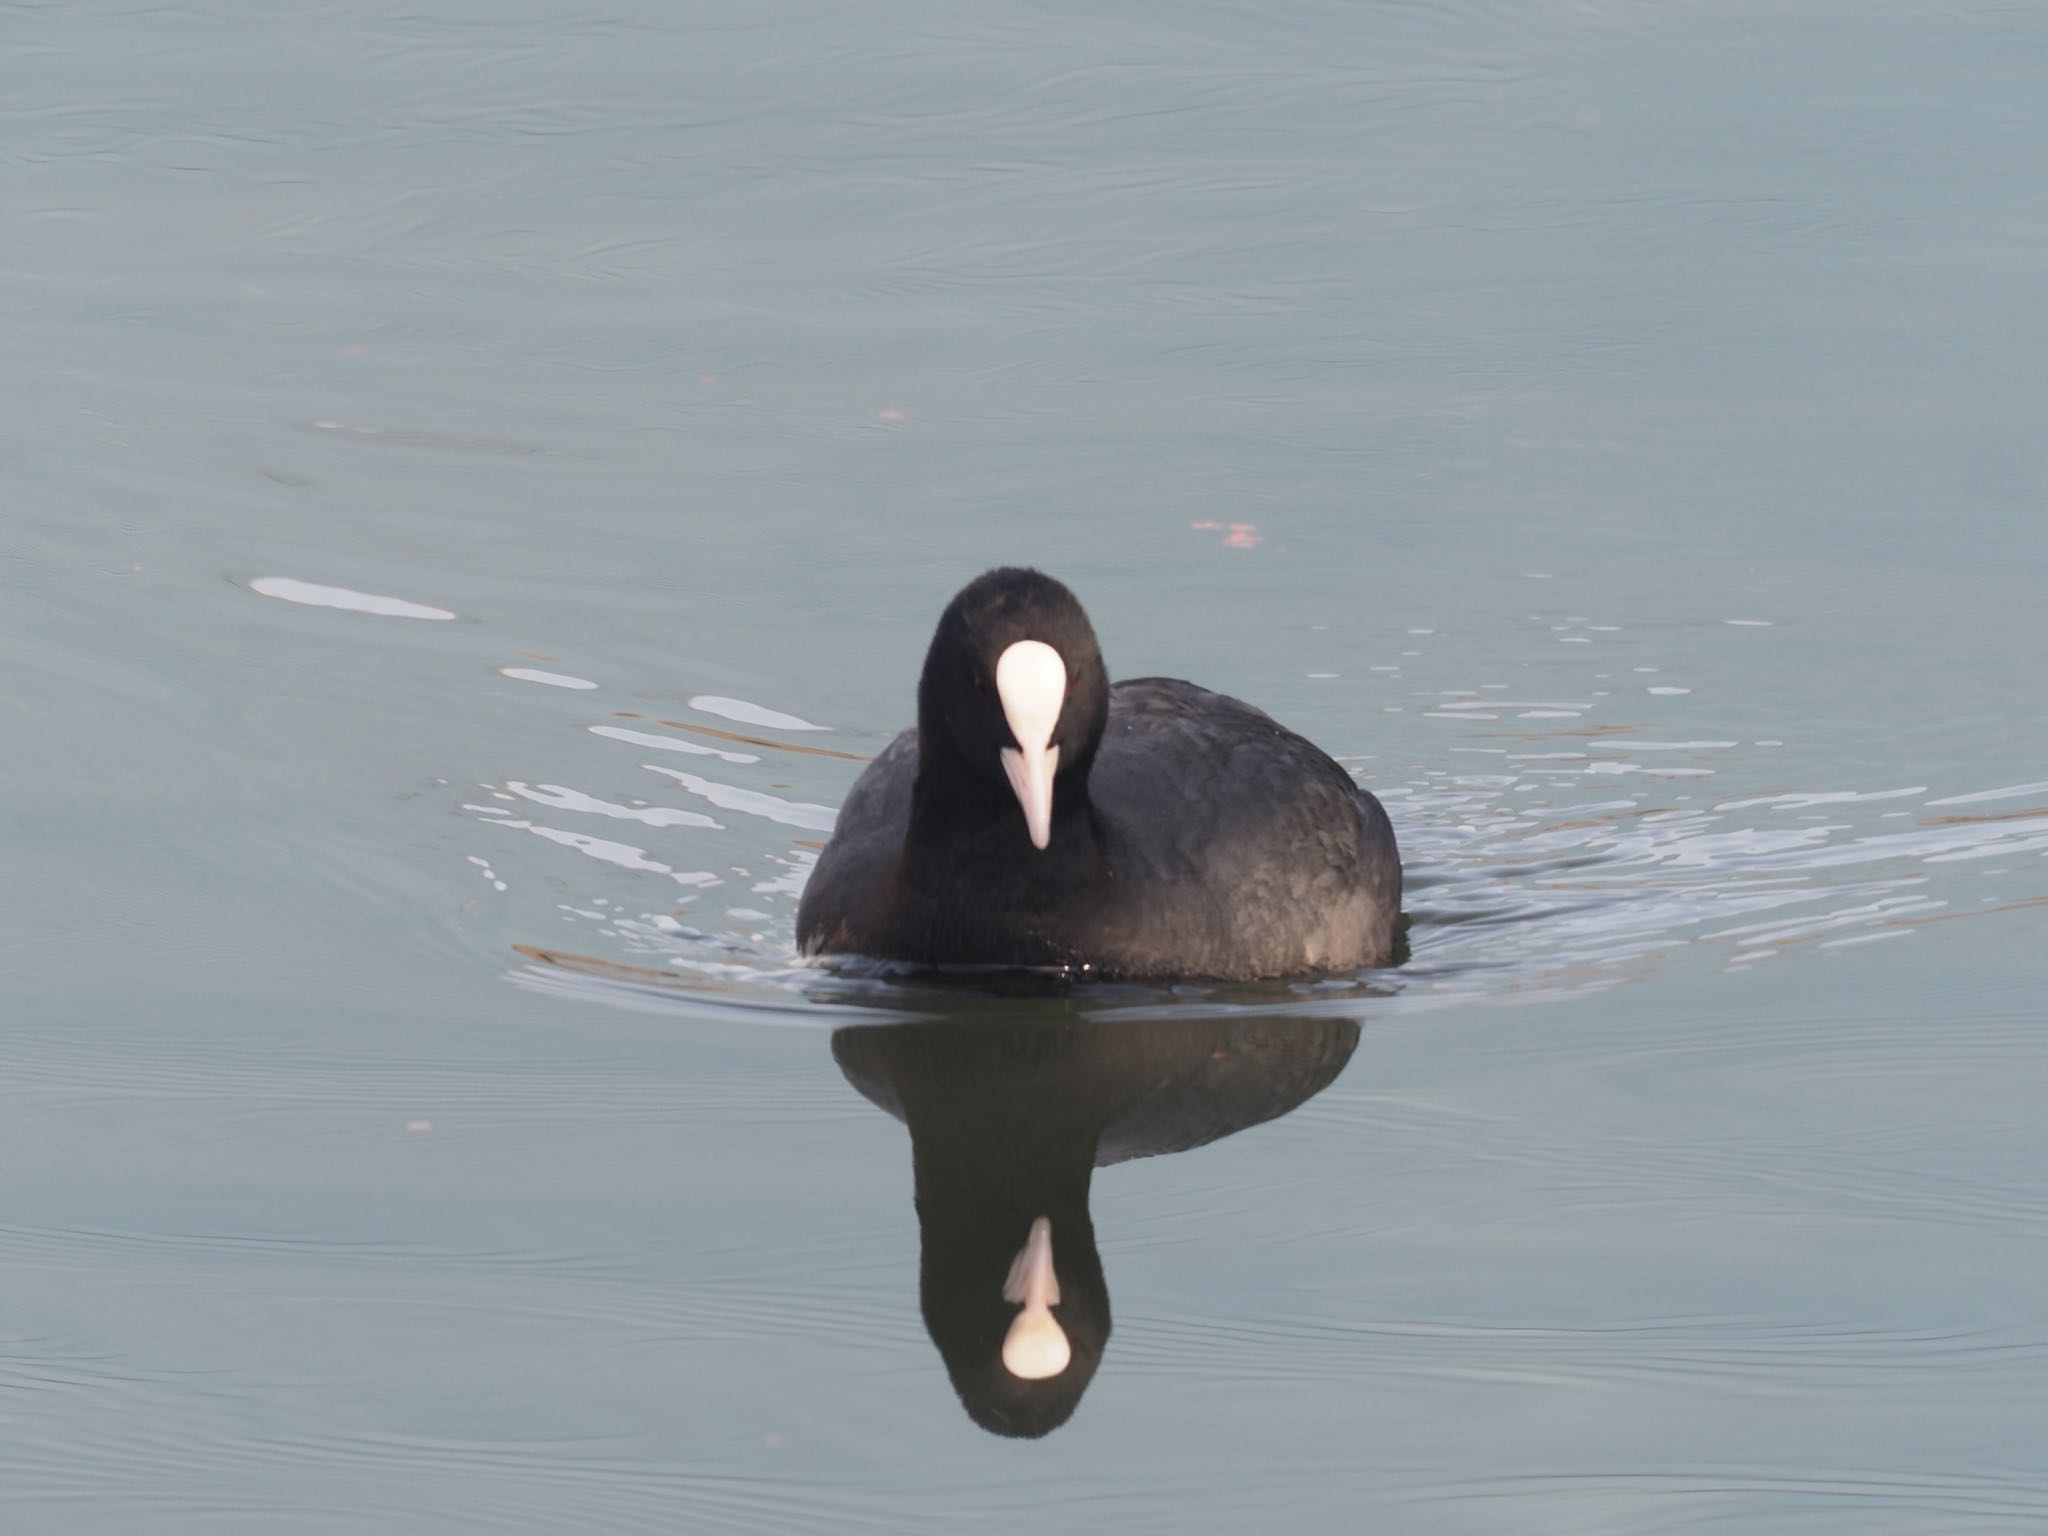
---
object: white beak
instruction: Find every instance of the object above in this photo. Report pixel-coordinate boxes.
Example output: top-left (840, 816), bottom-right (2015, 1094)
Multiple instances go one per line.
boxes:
top-left (1000, 1215), bottom-right (1070, 1380)
top-left (995, 640), bottom-right (1065, 851)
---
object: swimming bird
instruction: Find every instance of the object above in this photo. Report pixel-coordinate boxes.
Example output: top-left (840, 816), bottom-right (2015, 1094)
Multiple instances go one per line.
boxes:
top-left (796, 567), bottom-right (1402, 980)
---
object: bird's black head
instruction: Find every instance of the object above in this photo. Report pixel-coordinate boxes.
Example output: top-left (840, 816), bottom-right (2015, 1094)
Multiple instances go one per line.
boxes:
top-left (914, 568), bottom-right (1112, 851)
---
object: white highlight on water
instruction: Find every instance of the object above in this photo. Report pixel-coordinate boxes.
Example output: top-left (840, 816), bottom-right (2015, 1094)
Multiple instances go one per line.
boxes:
top-left (500, 667), bottom-right (598, 689)
top-left (501, 781), bottom-right (722, 829)
top-left (642, 766), bottom-right (837, 830)
top-left (250, 576), bottom-right (456, 621)
top-left (1926, 780), bottom-right (2048, 807)
top-left (589, 725), bottom-right (759, 764)
top-left (687, 695), bottom-right (827, 731)
top-left (482, 816), bottom-right (720, 885)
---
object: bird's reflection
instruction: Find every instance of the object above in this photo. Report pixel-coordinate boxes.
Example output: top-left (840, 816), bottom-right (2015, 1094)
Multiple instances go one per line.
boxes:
top-left (832, 1006), bottom-right (1361, 1438)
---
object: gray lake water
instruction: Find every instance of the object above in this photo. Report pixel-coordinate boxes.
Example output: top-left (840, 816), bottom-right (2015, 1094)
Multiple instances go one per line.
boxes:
top-left (6, 2), bottom-right (2048, 1530)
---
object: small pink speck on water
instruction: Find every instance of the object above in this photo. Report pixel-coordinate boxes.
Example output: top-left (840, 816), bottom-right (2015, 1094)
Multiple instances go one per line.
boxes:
top-left (406, 1120), bottom-right (433, 1133)
top-left (1191, 520), bottom-right (1261, 548)
top-left (340, 344), bottom-right (371, 359)
top-left (697, 374), bottom-right (715, 387)
top-left (876, 407), bottom-right (907, 422)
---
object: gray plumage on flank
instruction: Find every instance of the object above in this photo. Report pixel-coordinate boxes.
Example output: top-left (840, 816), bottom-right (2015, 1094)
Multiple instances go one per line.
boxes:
top-left (796, 568), bottom-right (1402, 981)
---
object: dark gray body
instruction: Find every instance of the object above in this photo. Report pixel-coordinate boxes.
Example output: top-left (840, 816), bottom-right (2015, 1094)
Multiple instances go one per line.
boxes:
top-left (796, 677), bottom-right (1402, 981)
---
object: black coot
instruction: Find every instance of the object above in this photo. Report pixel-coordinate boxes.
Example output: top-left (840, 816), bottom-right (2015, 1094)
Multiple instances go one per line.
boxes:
top-left (795, 567), bottom-right (1402, 980)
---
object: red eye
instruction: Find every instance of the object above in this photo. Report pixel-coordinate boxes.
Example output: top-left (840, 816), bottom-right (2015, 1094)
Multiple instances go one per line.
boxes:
top-left (971, 674), bottom-right (989, 696)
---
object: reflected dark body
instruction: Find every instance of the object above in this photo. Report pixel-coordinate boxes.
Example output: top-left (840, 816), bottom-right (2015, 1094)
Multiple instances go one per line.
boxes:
top-left (797, 569), bottom-right (1402, 980)
top-left (833, 1009), bottom-right (1360, 1438)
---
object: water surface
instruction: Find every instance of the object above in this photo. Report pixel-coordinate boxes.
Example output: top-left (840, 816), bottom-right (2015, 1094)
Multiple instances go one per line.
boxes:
top-left (5, 2), bottom-right (2048, 1531)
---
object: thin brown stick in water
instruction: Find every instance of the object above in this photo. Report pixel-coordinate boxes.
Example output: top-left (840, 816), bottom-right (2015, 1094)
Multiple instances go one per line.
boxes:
top-left (658, 720), bottom-right (869, 761)
top-left (1920, 806), bottom-right (2046, 827)
top-left (512, 944), bottom-right (733, 992)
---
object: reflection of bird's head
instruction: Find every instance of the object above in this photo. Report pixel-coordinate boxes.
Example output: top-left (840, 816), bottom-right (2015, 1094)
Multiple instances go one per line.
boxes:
top-left (920, 1206), bottom-right (1110, 1439)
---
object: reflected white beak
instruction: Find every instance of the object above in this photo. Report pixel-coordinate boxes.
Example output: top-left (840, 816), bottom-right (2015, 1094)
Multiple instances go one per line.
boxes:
top-left (1000, 1215), bottom-right (1070, 1380)
top-left (996, 640), bottom-right (1065, 851)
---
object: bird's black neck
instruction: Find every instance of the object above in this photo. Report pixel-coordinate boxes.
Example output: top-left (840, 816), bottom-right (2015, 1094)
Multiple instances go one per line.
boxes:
top-left (904, 751), bottom-right (1102, 876)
